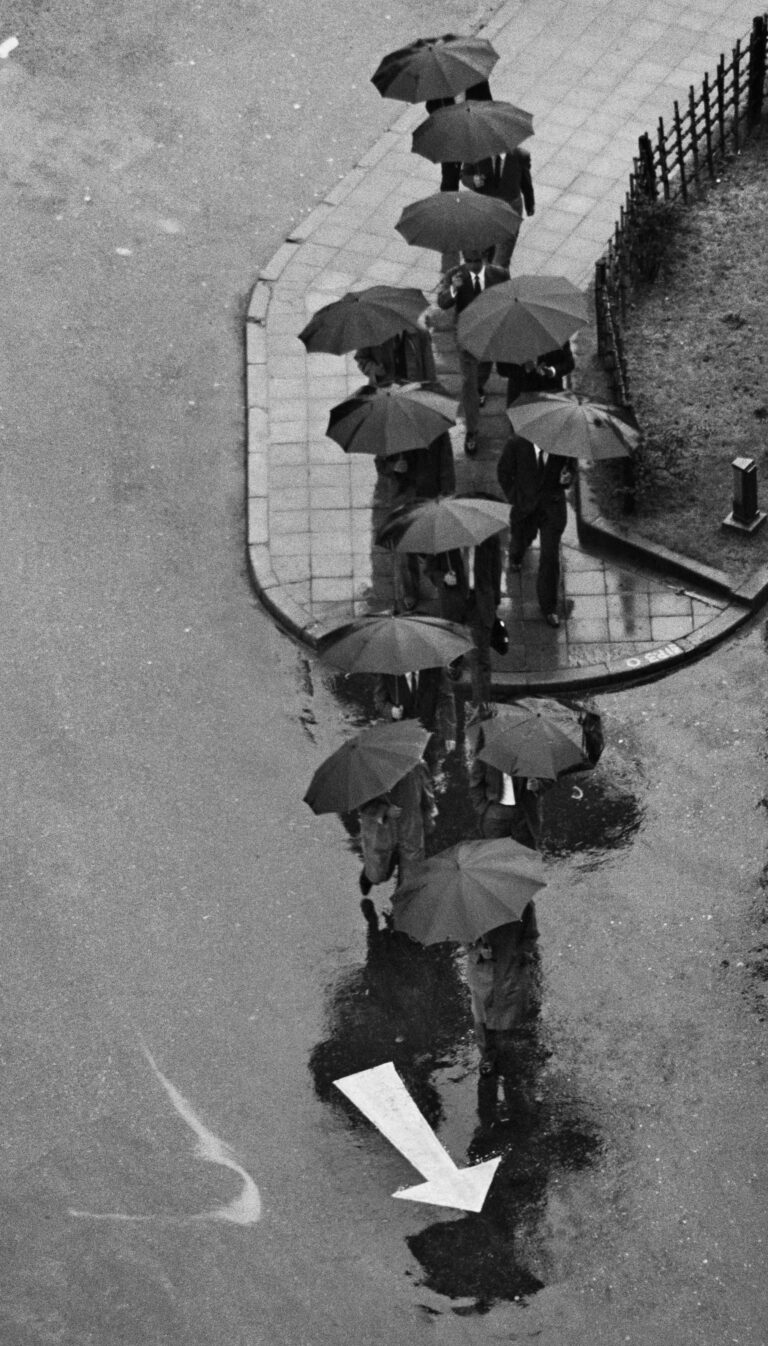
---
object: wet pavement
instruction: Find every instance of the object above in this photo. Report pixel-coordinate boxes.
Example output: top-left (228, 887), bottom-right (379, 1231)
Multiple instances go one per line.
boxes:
top-left (245, 0), bottom-right (768, 694)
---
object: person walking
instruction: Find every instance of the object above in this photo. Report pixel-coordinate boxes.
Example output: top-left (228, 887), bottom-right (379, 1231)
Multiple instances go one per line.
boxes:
top-left (358, 757), bottom-right (437, 904)
top-left (460, 146), bottom-right (535, 271)
top-left (437, 251), bottom-right (508, 456)
top-left (354, 319), bottom-right (437, 388)
top-left (497, 429), bottom-right (576, 628)
top-left (465, 904), bottom-right (540, 1123)
top-left (425, 69), bottom-right (493, 193)
top-left (376, 434), bottom-right (456, 611)
top-left (468, 729), bottom-right (545, 850)
top-left (373, 667), bottom-right (457, 750)
top-left (499, 340), bottom-right (574, 408)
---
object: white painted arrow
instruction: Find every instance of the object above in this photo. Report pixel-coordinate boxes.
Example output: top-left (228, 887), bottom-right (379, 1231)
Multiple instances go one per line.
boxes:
top-left (334, 1061), bottom-right (500, 1213)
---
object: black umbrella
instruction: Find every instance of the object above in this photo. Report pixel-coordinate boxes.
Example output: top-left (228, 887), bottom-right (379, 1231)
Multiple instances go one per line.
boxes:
top-left (304, 720), bottom-right (431, 815)
top-left (298, 286), bottom-right (430, 354)
top-left (412, 101), bottom-right (534, 164)
top-left (372, 34), bottom-right (499, 103)
top-left (395, 191), bottom-right (521, 254)
top-left (317, 614), bottom-right (474, 674)
top-left (457, 275), bottom-right (590, 363)
top-left (326, 383), bottom-right (456, 457)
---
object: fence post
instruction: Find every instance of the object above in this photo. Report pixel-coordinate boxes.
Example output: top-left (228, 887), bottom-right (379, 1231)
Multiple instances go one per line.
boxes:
top-left (638, 132), bottom-right (657, 198)
top-left (702, 72), bottom-right (715, 178)
top-left (748, 14), bottom-right (767, 125)
top-left (657, 117), bottom-right (670, 199)
top-left (717, 54), bottom-right (726, 154)
top-left (595, 257), bottom-right (607, 357)
top-left (673, 100), bottom-right (688, 202)
top-left (688, 86), bottom-right (700, 185)
top-left (733, 41), bottom-right (741, 152)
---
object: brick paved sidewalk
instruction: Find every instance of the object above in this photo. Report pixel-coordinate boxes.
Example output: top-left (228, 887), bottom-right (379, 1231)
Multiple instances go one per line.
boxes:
top-left (246, 0), bottom-right (764, 693)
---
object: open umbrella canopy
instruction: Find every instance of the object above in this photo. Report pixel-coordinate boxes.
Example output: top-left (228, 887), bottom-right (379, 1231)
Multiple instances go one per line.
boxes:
top-left (372, 34), bottom-right (499, 102)
top-left (377, 494), bottom-right (509, 553)
top-left (304, 719), bottom-right (431, 815)
top-left (298, 286), bottom-right (430, 354)
top-left (326, 383), bottom-right (456, 456)
top-left (391, 837), bottom-right (546, 945)
top-left (396, 191), bottom-right (521, 254)
top-left (412, 100), bottom-right (534, 164)
top-left (457, 275), bottom-right (590, 363)
top-left (317, 613), bottom-right (474, 674)
top-left (474, 697), bottom-right (589, 780)
top-left (507, 392), bottom-right (639, 461)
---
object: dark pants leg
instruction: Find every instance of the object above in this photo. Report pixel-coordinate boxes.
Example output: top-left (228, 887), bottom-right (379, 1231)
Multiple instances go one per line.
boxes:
top-left (536, 496), bottom-right (567, 615)
top-left (508, 507), bottom-right (539, 566)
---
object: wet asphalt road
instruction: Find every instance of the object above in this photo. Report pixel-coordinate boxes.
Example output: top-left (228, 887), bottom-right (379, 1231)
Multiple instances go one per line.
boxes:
top-left (1, 1), bottom-right (767, 1342)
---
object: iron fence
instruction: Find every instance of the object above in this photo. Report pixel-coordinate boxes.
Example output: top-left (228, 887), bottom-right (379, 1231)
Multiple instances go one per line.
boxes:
top-left (595, 13), bottom-right (768, 407)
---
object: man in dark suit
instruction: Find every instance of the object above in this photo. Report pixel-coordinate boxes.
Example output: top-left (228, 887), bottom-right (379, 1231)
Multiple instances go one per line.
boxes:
top-left (437, 251), bottom-right (508, 455)
top-left (461, 147), bottom-right (535, 270)
top-left (497, 430), bottom-right (576, 627)
top-left (426, 73), bottom-right (493, 192)
top-left (499, 340), bottom-right (574, 407)
top-left (372, 668), bottom-right (457, 750)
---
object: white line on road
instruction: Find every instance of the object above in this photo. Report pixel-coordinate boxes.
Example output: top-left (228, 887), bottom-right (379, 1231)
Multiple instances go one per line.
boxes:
top-left (69, 1042), bottom-right (262, 1225)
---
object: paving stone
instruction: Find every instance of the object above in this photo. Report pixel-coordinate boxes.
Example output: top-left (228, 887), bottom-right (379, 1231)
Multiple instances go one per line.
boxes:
top-left (269, 486), bottom-right (309, 513)
top-left (651, 614), bottom-right (694, 642)
top-left (270, 508), bottom-right (310, 535)
top-left (247, 452), bottom-right (268, 497)
top-left (247, 497), bottom-right (268, 546)
top-left (270, 442), bottom-right (309, 466)
top-left (270, 531), bottom-right (312, 557)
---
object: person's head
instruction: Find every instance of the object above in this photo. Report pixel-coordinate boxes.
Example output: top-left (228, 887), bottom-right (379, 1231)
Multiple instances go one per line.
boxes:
top-left (462, 251), bottom-right (483, 275)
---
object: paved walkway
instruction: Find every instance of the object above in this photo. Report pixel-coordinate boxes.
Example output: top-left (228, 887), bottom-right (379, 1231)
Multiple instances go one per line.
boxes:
top-left (246, 0), bottom-right (766, 694)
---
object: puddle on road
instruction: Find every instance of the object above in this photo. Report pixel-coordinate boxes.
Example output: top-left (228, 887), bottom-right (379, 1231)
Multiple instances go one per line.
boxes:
top-left (309, 930), bottom-right (469, 1133)
top-left (406, 1097), bottom-right (602, 1313)
top-left (306, 680), bottom-right (634, 1309)
top-left (540, 761), bottom-right (645, 868)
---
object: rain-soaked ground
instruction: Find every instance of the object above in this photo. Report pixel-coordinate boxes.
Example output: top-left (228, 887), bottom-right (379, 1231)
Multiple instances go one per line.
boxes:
top-left (307, 671), bottom-right (648, 1314)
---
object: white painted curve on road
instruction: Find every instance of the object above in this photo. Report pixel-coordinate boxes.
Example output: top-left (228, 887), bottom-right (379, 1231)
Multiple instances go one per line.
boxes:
top-left (69, 1042), bottom-right (262, 1226)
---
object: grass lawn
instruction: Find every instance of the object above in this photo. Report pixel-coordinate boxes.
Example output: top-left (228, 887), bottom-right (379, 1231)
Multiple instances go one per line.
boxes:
top-left (575, 123), bottom-right (768, 579)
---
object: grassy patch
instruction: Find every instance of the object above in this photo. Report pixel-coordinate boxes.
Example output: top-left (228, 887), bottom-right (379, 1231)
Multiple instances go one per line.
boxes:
top-left (576, 125), bottom-right (768, 577)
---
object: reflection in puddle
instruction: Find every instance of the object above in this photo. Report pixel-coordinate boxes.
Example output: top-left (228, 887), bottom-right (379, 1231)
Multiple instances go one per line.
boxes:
top-left (407, 1101), bottom-right (602, 1312)
top-left (308, 683), bottom-right (639, 1307)
top-left (540, 759), bottom-right (645, 867)
top-left (308, 930), bottom-right (469, 1132)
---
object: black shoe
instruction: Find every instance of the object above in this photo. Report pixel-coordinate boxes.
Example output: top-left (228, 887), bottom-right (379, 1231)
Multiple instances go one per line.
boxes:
top-left (478, 392), bottom-right (487, 408)
top-left (543, 612), bottom-right (560, 628)
top-left (359, 869), bottom-right (373, 896)
top-left (360, 897), bottom-right (378, 932)
top-left (464, 433), bottom-right (478, 456)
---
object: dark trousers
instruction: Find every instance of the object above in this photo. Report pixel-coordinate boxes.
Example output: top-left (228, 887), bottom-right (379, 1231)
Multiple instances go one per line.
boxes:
top-left (459, 349), bottom-right (492, 435)
top-left (509, 494), bottom-right (567, 616)
top-left (478, 801), bottom-right (536, 849)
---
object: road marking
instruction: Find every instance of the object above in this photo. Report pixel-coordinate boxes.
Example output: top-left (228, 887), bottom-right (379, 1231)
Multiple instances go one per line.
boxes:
top-left (69, 1044), bottom-right (262, 1226)
top-left (0, 36), bottom-right (19, 59)
top-left (335, 1062), bottom-right (501, 1213)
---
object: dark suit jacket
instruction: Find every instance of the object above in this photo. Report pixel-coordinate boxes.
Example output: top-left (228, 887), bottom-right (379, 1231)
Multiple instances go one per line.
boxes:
top-left (425, 79), bottom-right (492, 113)
top-left (497, 433), bottom-right (576, 515)
top-left (373, 669), bottom-right (457, 742)
top-left (500, 342), bottom-right (575, 403)
top-left (355, 330), bottom-right (436, 387)
top-left (437, 263), bottom-right (508, 315)
top-left (460, 147), bottom-right (534, 215)
top-left (468, 757), bottom-right (541, 845)
top-left (378, 434), bottom-right (456, 500)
